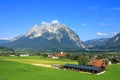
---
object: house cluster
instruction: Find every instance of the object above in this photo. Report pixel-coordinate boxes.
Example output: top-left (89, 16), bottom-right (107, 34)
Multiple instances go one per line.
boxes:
top-left (63, 59), bottom-right (107, 74)
top-left (48, 51), bottom-right (65, 59)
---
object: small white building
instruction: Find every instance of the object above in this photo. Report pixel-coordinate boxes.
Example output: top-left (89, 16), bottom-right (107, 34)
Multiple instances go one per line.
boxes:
top-left (108, 61), bottom-right (112, 65)
top-left (52, 56), bottom-right (59, 59)
top-left (10, 55), bottom-right (15, 57)
top-left (20, 54), bottom-right (29, 57)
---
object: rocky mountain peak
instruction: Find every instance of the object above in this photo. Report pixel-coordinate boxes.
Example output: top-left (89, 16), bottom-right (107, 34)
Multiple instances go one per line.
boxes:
top-left (25, 20), bottom-right (82, 43)
top-left (3, 20), bottom-right (85, 51)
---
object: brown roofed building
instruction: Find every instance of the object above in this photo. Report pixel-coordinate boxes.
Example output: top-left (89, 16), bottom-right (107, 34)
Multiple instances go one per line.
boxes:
top-left (88, 60), bottom-right (103, 67)
top-left (48, 52), bottom-right (65, 58)
top-left (55, 53), bottom-right (65, 57)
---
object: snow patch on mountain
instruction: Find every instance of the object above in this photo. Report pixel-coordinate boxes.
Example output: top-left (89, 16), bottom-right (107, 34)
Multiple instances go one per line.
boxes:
top-left (114, 37), bottom-right (119, 42)
top-left (26, 24), bottom-right (42, 38)
top-left (25, 21), bottom-right (66, 40)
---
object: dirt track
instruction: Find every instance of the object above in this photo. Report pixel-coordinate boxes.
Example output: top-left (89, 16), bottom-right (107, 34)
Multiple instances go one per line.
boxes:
top-left (32, 64), bottom-right (52, 68)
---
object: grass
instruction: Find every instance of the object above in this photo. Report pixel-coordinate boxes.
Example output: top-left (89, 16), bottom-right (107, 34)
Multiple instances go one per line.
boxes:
top-left (0, 56), bottom-right (120, 80)
top-left (0, 56), bottom-right (77, 65)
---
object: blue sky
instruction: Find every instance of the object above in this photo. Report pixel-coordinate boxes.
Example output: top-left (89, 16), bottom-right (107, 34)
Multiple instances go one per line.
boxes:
top-left (0, 0), bottom-right (120, 41)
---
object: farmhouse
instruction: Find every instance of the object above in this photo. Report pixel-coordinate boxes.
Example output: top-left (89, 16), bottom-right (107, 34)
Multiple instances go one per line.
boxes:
top-left (88, 59), bottom-right (107, 69)
top-left (55, 53), bottom-right (65, 57)
top-left (63, 64), bottom-right (104, 74)
top-left (48, 51), bottom-right (65, 58)
top-left (88, 60), bottom-right (103, 67)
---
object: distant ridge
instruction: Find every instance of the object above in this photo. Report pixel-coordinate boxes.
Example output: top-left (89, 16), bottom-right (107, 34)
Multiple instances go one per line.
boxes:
top-left (84, 33), bottom-right (120, 51)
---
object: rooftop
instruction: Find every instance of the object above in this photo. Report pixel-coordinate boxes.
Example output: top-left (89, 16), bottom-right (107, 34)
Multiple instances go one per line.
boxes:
top-left (64, 64), bottom-right (101, 71)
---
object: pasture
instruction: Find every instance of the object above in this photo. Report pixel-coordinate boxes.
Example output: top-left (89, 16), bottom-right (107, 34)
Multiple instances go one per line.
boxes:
top-left (0, 56), bottom-right (120, 80)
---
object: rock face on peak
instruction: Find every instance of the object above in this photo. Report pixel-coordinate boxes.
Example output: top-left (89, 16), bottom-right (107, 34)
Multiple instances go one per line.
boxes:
top-left (4, 22), bottom-right (85, 51)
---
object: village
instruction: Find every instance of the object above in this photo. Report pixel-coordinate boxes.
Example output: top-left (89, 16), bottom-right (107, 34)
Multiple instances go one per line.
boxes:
top-left (46, 52), bottom-right (107, 74)
top-left (47, 51), bottom-right (119, 74)
top-left (7, 51), bottom-right (120, 74)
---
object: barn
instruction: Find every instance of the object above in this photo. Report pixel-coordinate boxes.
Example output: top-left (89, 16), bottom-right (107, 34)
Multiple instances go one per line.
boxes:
top-left (63, 64), bottom-right (104, 74)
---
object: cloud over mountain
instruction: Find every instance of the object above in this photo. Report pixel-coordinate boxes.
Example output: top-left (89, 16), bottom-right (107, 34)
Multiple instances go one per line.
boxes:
top-left (97, 32), bottom-right (108, 36)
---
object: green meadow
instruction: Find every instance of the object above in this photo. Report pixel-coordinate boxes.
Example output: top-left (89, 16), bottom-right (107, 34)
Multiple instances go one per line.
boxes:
top-left (0, 56), bottom-right (120, 80)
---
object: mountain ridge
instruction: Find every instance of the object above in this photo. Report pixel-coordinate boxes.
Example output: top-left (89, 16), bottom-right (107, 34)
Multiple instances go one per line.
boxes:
top-left (3, 22), bottom-right (85, 51)
top-left (1, 20), bottom-right (120, 52)
top-left (84, 33), bottom-right (120, 51)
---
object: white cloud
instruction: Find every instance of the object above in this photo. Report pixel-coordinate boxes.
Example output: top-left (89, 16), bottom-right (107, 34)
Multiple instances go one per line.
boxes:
top-left (111, 32), bottom-right (118, 35)
top-left (97, 32), bottom-right (108, 36)
top-left (80, 23), bottom-right (87, 26)
top-left (41, 21), bottom-right (47, 24)
top-left (41, 20), bottom-right (60, 24)
top-left (51, 20), bottom-right (59, 24)
top-left (96, 32), bottom-right (119, 38)
top-left (0, 38), bottom-right (12, 40)
top-left (100, 22), bottom-right (111, 26)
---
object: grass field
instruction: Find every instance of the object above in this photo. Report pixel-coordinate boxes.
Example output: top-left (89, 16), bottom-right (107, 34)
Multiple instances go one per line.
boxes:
top-left (0, 56), bottom-right (120, 80)
top-left (0, 56), bottom-right (77, 65)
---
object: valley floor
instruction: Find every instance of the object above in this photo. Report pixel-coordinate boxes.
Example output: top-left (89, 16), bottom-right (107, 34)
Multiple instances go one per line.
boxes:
top-left (0, 56), bottom-right (120, 80)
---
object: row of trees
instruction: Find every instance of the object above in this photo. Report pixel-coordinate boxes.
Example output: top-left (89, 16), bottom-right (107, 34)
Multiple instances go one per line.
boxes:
top-left (0, 47), bottom-right (14, 56)
top-left (58, 53), bottom-right (120, 65)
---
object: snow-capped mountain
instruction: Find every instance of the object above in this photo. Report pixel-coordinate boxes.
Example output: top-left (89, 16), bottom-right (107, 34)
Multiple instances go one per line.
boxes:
top-left (3, 21), bottom-right (85, 51)
top-left (25, 23), bottom-right (84, 47)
